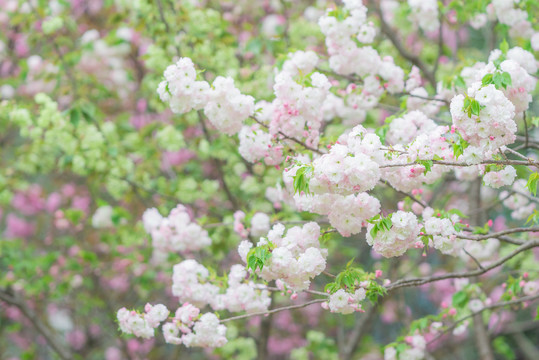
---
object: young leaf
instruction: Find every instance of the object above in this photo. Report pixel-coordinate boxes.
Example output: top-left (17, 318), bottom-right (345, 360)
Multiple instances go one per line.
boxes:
top-left (500, 39), bottom-right (509, 54)
top-left (526, 172), bottom-right (538, 197)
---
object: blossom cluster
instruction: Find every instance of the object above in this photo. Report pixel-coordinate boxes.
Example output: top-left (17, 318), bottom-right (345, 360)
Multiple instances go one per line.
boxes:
top-left (385, 111), bottom-right (438, 146)
top-left (491, 0), bottom-right (535, 39)
top-left (288, 126), bottom-right (382, 236)
top-left (407, 0), bottom-right (440, 33)
top-left (270, 57), bottom-right (331, 147)
top-left (500, 179), bottom-right (537, 220)
top-left (366, 211), bottom-right (420, 258)
top-left (483, 166), bottom-right (517, 189)
top-left (385, 334), bottom-right (427, 360)
top-left (117, 304), bottom-right (169, 339)
top-left (239, 222), bottom-right (327, 291)
top-left (162, 307), bottom-right (227, 348)
top-left (318, 0), bottom-right (404, 92)
top-left (158, 57), bottom-right (255, 135)
top-left (450, 84), bottom-right (516, 152)
top-left (172, 260), bottom-right (271, 314)
top-left (422, 208), bottom-right (461, 256)
top-left (142, 205), bottom-right (212, 255)
top-left (238, 123), bottom-right (283, 165)
top-left (117, 303), bottom-right (228, 348)
top-left (233, 211), bottom-right (272, 239)
top-left (326, 288), bottom-right (367, 314)
top-left (382, 130), bottom-right (453, 193)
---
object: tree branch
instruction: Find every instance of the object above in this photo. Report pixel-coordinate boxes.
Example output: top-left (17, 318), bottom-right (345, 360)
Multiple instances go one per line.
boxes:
top-left (428, 293), bottom-right (539, 346)
top-left (249, 116), bottom-right (324, 155)
top-left (220, 298), bottom-right (326, 323)
top-left (386, 239), bottom-right (539, 291)
top-left (0, 289), bottom-right (72, 360)
top-left (374, 1), bottom-right (436, 88)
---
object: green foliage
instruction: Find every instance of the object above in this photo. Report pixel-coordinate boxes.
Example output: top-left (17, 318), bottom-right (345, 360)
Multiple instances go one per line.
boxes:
top-left (454, 75), bottom-right (467, 89)
top-left (500, 39), bottom-right (509, 54)
top-left (526, 172), bottom-right (538, 196)
top-left (501, 275), bottom-right (523, 301)
top-left (417, 159), bottom-right (434, 174)
top-left (292, 164), bottom-right (314, 195)
top-left (452, 291), bottom-right (469, 308)
top-left (526, 209), bottom-right (539, 225)
top-left (367, 214), bottom-right (392, 239)
top-left (462, 95), bottom-right (483, 117)
top-left (290, 331), bottom-right (339, 360)
top-left (451, 132), bottom-right (470, 160)
top-left (246, 244), bottom-right (273, 272)
top-left (324, 264), bottom-right (387, 303)
top-left (375, 123), bottom-right (390, 144)
top-left (481, 71), bottom-right (512, 90)
top-left (493, 337), bottom-right (516, 360)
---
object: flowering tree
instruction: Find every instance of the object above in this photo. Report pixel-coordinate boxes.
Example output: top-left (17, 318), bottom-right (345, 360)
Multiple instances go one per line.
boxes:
top-left (1, 0), bottom-right (539, 359)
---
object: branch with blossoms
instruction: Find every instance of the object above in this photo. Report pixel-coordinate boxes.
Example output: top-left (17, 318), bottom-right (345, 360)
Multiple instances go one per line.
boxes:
top-left (0, 289), bottom-right (72, 360)
top-left (385, 239), bottom-right (539, 291)
top-left (427, 293), bottom-right (539, 346)
top-left (4, 0), bottom-right (539, 359)
top-left (114, 0), bottom-right (539, 353)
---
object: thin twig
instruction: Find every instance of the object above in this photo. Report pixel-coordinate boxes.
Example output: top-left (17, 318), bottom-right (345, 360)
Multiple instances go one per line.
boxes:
top-left (428, 293), bottom-right (539, 345)
top-left (249, 116), bottom-right (324, 155)
top-left (380, 180), bottom-right (428, 207)
top-left (374, 1), bottom-right (436, 88)
top-left (386, 239), bottom-right (539, 291)
top-left (0, 289), bottom-right (72, 360)
top-left (457, 227), bottom-right (539, 241)
top-left (219, 298), bottom-right (326, 323)
top-left (523, 112), bottom-right (529, 149)
top-left (462, 248), bottom-right (485, 270)
top-left (380, 159), bottom-right (539, 169)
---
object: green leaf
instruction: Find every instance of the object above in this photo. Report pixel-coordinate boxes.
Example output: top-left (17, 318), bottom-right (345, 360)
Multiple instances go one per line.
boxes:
top-left (293, 165), bottom-right (313, 195)
top-left (500, 39), bottom-right (509, 54)
top-left (471, 99), bottom-right (481, 116)
top-left (69, 107), bottom-right (81, 126)
top-left (501, 72), bottom-right (512, 88)
top-left (375, 124), bottom-right (390, 144)
top-left (525, 209), bottom-right (538, 225)
top-left (454, 75), bottom-right (466, 89)
top-left (418, 160), bottom-right (434, 174)
top-left (246, 246), bottom-right (273, 272)
top-left (65, 209), bottom-right (84, 224)
top-left (481, 73), bottom-right (493, 86)
top-left (493, 337), bottom-right (515, 360)
top-left (452, 291), bottom-right (468, 308)
top-left (526, 172), bottom-right (538, 196)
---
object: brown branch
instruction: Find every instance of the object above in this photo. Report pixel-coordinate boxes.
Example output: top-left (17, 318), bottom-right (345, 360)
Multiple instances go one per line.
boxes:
top-left (462, 248), bottom-right (485, 271)
top-left (457, 227), bottom-right (539, 243)
top-left (380, 180), bottom-right (428, 207)
top-left (341, 302), bottom-right (381, 360)
top-left (198, 111), bottom-right (240, 210)
top-left (156, 0), bottom-right (180, 58)
top-left (385, 239), bottom-right (539, 291)
top-left (433, 10), bottom-right (444, 77)
top-left (428, 293), bottom-right (539, 346)
top-left (220, 298), bottom-right (326, 323)
top-left (374, 1), bottom-right (436, 88)
top-left (249, 116), bottom-right (324, 155)
top-left (523, 112), bottom-right (529, 149)
top-left (398, 92), bottom-right (449, 105)
top-left (0, 289), bottom-right (72, 360)
top-left (380, 159), bottom-right (539, 169)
